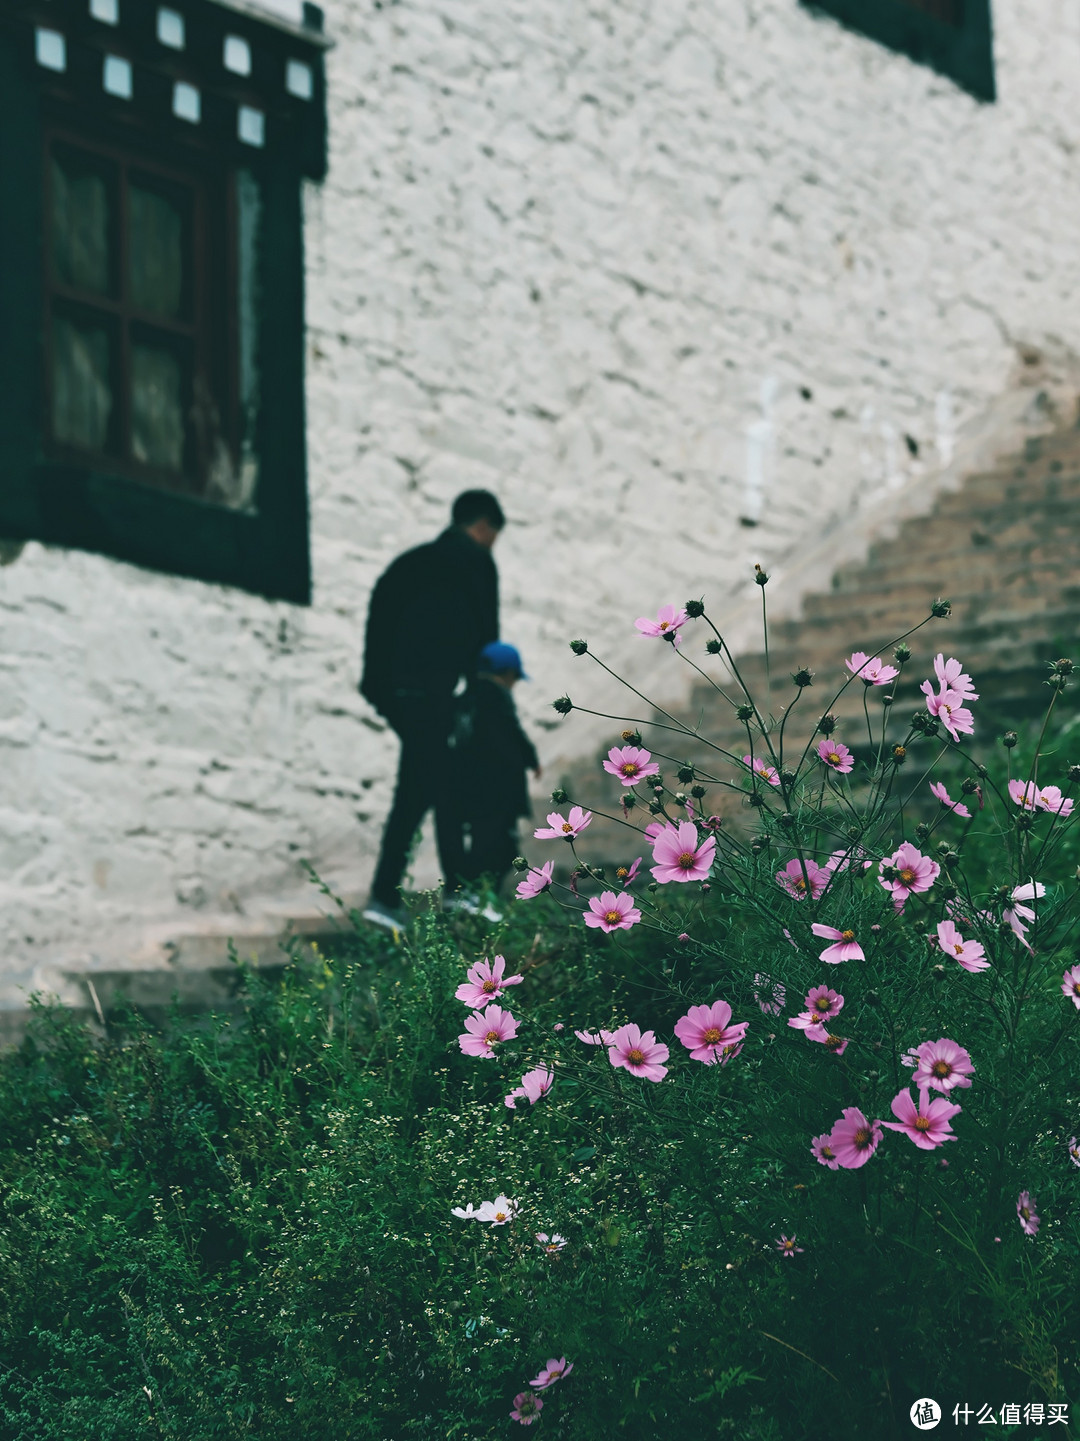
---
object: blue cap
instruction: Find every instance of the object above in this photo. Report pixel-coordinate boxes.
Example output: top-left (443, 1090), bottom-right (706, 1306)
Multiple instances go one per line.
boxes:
top-left (479, 641), bottom-right (528, 679)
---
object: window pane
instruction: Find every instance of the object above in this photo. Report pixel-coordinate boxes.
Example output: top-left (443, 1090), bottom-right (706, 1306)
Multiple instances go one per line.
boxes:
top-left (128, 182), bottom-right (184, 317)
top-left (131, 342), bottom-right (185, 470)
top-left (51, 153), bottom-right (111, 294)
top-left (52, 314), bottom-right (112, 451)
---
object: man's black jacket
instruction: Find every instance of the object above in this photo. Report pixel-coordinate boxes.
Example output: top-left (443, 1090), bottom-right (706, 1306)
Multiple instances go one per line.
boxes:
top-left (453, 677), bottom-right (539, 821)
top-left (360, 527), bottom-right (499, 717)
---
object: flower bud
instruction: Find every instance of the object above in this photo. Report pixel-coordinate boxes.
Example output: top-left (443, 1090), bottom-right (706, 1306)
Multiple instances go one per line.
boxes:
top-left (930, 598), bottom-right (952, 618)
top-left (943, 851), bottom-right (960, 868)
top-left (777, 812), bottom-right (795, 829)
top-left (893, 643), bottom-right (911, 664)
top-left (910, 712), bottom-right (939, 737)
top-left (1069, 764), bottom-right (1080, 783)
top-left (932, 963), bottom-right (947, 981)
top-left (705, 638), bottom-right (722, 655)
top-left (647, 882), bottom-right (658, 893)
top-left (1046, 672), bottom-right (1068, 691)
top-left (1001, 731), bottom-right (1018, 749)
top-left (512, 855), bottom-right (528, 872)
top-left (750, 835), bottom-right (770, 854)
top-left (960, 776), bottom-right (979, 794)
top-left (881, 695), bottom-right (894, 707)
top-left (569, 639), bottom-right (588, 655)
top-left (846, 826), bottom-right (861, 841)
top-left (1016, 812), bottom-right (1035, 831)
top-left (648, 799), bottom-right (664, 814)
top-left (892, 745), bottom-right (907, 764)
top-left (780, 768), bottom-right (797, 786)
top-left (975, 764), bottom-right (988, 778)
top-left (622, 730), bottom-right (642, 745)
top-left (817, 713), bottom-right (837, 736)
top-left (754, 564), bottom-right (769, 587)
top-left (677, 932), bottom-right (691, 944)
top-left (747, 792), bottom-right (765, 808)
top-left (623, 793), bottom-right (637, 811)
top-left (914, 823), bottom-right (930, 843)
top-left (552, 696), bottom-right (573, 715)
top-left (736, 704), bottom-right (754, 722)
top-left (662, 628), bottom-right (679, 643)
top-left (685, 599), bottom-right (705, 618)
top-left (939, 884), bottom-right (958, 902)
top-left (674, 792), bottom-right (687, 805)
top-left (791, 666), bottom-right (814, 688)
top-left (691, 784), bottom-right (706, 799)
top-left (550, 787), bottom-right (569, 804)
top-left (677, 765), bottom-right (695, 783)
top-left (592, 866), bottom-right (605, 879)
top-left (1050, 657), bottom-right (1074, 676)
top-left (700, 881), bottom-right (711, 894)
top-left (652, 782), bottom-right (664, 795)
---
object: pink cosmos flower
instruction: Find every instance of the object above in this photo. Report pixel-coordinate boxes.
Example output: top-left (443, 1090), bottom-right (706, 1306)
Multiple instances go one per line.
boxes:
top-left (510, 1392), bottom-right (543, 1426)
top-left (607, 1023), bottom-right (669, 1081)
top-left (811, 1132), bottom-right (840, 1169)
top-left (804, 985), bottom-right (844, 1021)
top-left (776, 1234), bottom-right (804, 1259)
top-left (475, 1194), bottom-right (519, 1224)
top-left (912, 1038), bottom-right (974, 1094)
top-left (753, 973), bottom-right (786, 1015)
top-left (742, 755), bottom-right (781, 786)
top-left (1017, 1191), bottom-right (1040, 1237)
top-left (458, 1004), bottom-right (519, 1058)
top-left (776, 858), bottom-right (830, 900)
top-left (879, 842), bottom-right (940, 911)
top-left (574, 1027), bottom-right (615, 1045)
top-left (882, 1087), bottom-right (961, 1149)
top-left (810, 923), bottom-right (865, 964)
top-left (1068, 1137), bottom-right (1080, 1168)
top-left (455, 955), bottom-right (525, 1007)
top-left (846, 652), bottom-right (899, 686)
top-left (1004, 879), bottom-right (1044, 944)
top-left (528, 1357), bottom-right (574, 1390)
top-left (807, 1029), bottom-right (849, 1056)
top-left (516, 861), bottom-right (555, 900)
top-left (635, 604), bottom-right (688, 642)
top-left (534, 806), bottom-right (592, 840)
top-left (922, 686), bottom-right (975, 742)
top-left (674, 1000), bottom-right (748, 1065)
top-left (932, 653), bottom-right (978, 702)
top-left (603, 744), bottom-right (660, 787)
top-left (615, 857), bottom-right (642, 887)
top-left (824, 847), bottom-right (873, 873)
top-left (536, 1232), bottom-right (568, 1253)
top-left (643, 820), bottom-right (672, 841)
top-left (929, 780), bottom-right (971, 819)
top-left (829, 1107), bottom-right (883, 1169)
top-left (650, 821), bottom-right (716, 883)
top-left (505, 1066), bottom-right (555, 1109)
top-left (817, 739), bottom-right (854, 774)
top-left (1062, 965), bottom-right (1080, 1010)
top-left (584, 890), bottom-right (641, 932)
top-left (1010, 779), bottom-right (1075, 816)
top-left (935, 919), bottom-right (989, 973)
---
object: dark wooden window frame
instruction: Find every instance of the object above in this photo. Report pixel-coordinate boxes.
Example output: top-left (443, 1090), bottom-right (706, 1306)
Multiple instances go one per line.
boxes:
top-left (0, 9), bottom-right (325, 605)
top-left (801, 0), bottom-right (995, 101)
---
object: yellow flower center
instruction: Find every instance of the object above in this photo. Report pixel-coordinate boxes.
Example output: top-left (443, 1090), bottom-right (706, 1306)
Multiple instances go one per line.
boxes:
top-left (659, 620), bottom-right (670, 630)
top-left (900, 867), bottom-right (916, 884)
top-left (841, 930), bottom-right (855, 942)
top-left (914, 1116), bottom-right (931, 1131)
top-left (795, 878), bottom-right (807, 892)
top-left (621, 762), bottom-right (639, 776)
top-left (932, 1060), bottom-right (950, 1077)
top-left (854, 1127), bottom-right (871, 1148)
top-left (953, 943), bottom-right (964, 955)
top-left (702, 1027), bottom-right (722, 1044)
top-left (616, 867), bottom-right (628, 880)
top-left (485, 1030), bottom-right (499, 1044)
top-left (482, 979), bottom-right (496, 992)
top-left (494, 1211), bottom-right (507, 1222)
top-left (678, 851), bottom-right (696, 869)
top-left (827, 751), bottom-right (840, 764)
top-left (561, 822), bottom-right (574, 833)
top-left (604, 910), bottom-right (622, 925)
top-left (825, 1034), bottom-right (843, 1051)
top-left (627, 1048), bottom-right (645, 1064)
top-left (814, 999), bottom-right (830, 1013)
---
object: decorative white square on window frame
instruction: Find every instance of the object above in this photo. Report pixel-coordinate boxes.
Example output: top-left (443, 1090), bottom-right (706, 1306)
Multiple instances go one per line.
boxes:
top-left (173, 82), bottom-right (200, 123)
top-left (237, 106), bottom-right (265, 147)
top-left (157, 8), bottom-right (185, 50)
top-left (103, 54), bottom-right (133, 99)
top-left (285, 59), bottom-right (313, 100)
top-left (224, 35), bottom-right (252, 76)
top-left (90, 0), bottom-right (119, 24)
top-left (35, 28), bottom-right (67, 72)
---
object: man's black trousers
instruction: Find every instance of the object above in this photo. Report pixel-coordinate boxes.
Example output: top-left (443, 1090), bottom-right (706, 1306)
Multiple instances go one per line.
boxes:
top-left (371, 701), bottom-right (464, 907)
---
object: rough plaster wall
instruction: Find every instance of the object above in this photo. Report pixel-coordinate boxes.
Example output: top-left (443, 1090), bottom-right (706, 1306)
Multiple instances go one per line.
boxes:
top-left (3, 0), bottom-right (1080, 995)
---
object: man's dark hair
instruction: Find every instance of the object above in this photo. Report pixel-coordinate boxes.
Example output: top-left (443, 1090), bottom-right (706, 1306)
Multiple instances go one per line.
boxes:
top-left (452, 489), bottom-right (505, 530)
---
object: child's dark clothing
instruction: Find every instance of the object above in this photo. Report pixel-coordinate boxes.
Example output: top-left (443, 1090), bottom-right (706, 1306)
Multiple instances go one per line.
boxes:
top-left (452, 677), bottom-right (538, 887)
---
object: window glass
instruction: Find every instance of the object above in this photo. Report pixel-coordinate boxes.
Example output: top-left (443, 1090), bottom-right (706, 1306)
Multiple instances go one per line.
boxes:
top-left (131, 340), bottom-right (185, 471)
top-left (128, 181), bottom-right (185, 317)
top-left (51, 151), bottom-right (111, 294)
top-left (52, 313), bottom-right (113, 450)
top-left (236, 167), bottom-right (261, 507)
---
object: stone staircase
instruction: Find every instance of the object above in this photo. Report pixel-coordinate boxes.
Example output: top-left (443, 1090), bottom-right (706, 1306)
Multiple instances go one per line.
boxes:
top-left (566, 415), bottom-right (1080, 831)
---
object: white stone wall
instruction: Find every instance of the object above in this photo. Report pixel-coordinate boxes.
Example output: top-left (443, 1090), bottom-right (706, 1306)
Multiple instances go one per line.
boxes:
top-left (5, 0), bottom-right (1080, 997)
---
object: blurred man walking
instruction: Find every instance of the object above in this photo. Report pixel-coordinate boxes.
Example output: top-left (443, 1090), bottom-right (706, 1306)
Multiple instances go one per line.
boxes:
top-left (359, 490), bottom-right (504, 929)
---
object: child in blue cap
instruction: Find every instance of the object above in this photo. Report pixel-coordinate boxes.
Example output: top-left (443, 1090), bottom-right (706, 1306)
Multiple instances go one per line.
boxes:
top-left (450, 641), bottom-right (541, 896)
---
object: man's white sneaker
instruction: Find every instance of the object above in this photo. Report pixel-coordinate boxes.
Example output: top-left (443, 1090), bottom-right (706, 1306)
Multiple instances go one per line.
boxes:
top-left (363, 900), bottom-right (408, 932)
